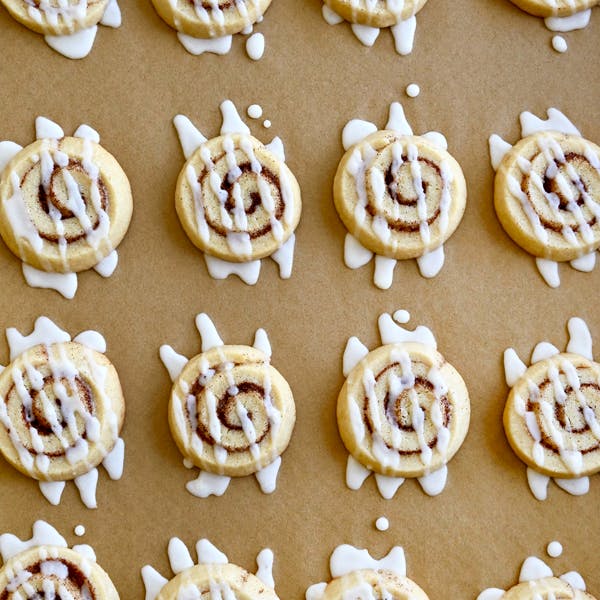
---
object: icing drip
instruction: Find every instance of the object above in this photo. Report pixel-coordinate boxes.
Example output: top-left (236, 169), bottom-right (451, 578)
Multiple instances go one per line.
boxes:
top-left (255, 549), bottom-right (274, 588)
top-left (0, 317), bottom-right (123, 507)
top-left (177, 33), bottom-right (233, 55)
top-left (329, 545), bottom-right (406, 578)
top-left (321, 3), bottom-right (419, 56)
top-left (0, 521), bottom-right (67, 562)
top-left (246, 32), bottom-right (265, 60)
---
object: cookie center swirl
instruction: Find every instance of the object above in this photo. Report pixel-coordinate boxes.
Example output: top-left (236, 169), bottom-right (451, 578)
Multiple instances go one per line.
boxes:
top-left (360, 354), bottom-right (452, 467)
top-left (519, 138), bottom-right (600, 245)
top-left (0, 558), bottom-right (97, 600)
top-left (2, 346), bottom-right (101, 468)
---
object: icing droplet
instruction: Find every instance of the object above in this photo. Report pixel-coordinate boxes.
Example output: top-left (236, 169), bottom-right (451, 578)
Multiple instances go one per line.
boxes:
top-left (159, 345), bottom-right (190, 382)
top-left (374, 473), bottom-right (404, 499)
top-left (173, 115), bottom-right (207, 159)
top-left (375, 517), bottom-right (389, 531)
top-left (545, 9), bottom-right (591, 31)
top-left (405, 83), bottom-right (420, 98)
top-left (488, 134), bottom-right (513, 171)
top-left (39, 481), bottom-right (66, 506)
top-left (551, 35), bottom-right (567, 53)
top-left (74, 525), bottom-right (85, 537)
top-left (195, 313), bottom-right (224, 351)
top-left (168, 537), bottom-right (194, 574)
top-left (373, 255), bottom-right (397, 290)
top-left (93, 250), bottom-right (118, 277)
top-left (377, 312), bottom-right (437, 349)
top-left (322, 4), bottom-right (344, 25)
top-left (246, 33), bottom-right (265, 61)
top-left (0, 521), bottom-right (67, 562)
top-left (253, 328), bottom-right (272, 358)
top-left (416, 245), bottom-right (445, 278)
top-left (527, 467), bottom-right (550, 500)
top-left (560, 571), bottom-right (586, 591)
top-left (393, 310), bottom-right (410, 324)
top-left (476, 589), bottom-right (505, 600)
top-left (263, 120), bottom-right (272, 129)
top-left (547, 541), bottom-right (563, 558)
top-left (350, 23), bottom-right (380, 46)
top-left (196, 539), bottom-right (228, 564)
top-left (247, 104), bottom-right (263, 119)
top-left (0, 141), bottom-right (23, 173)
top-left (141, 565), bottom-right (169, 600)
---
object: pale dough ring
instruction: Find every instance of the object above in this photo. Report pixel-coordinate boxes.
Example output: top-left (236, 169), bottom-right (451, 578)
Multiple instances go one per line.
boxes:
top-left (507, 0), bottom-right (599, 18)
top-left (0, 546), bottom-right (120, 599)
top-left (0, 0), bottom-right (109, 35)
top-left (175, 133), bottom-right (302, 263)
top-left (156, 563), bottom-right (279, 600)
top-left (322, 0), bottom-right (428, 26)
top-left (337, 342), bottom-right (470, 478)
top-left (503, 352), bottom-right (600, 478)
top-left (494, 131), bottom-right (600, 262)
top-left (0, 342), bottom-right (125, 481)
top-left (0, 136), bottom-right (133, 273)
top-left (322, 569), bottom-right (430, 600)
top-left (169, 345), bottom-right (296, 477)
top-left (503, 577), bottom-right (596, 599)
top-left (334, 131), bottom-right (466, 260)
top-left (150, 0), bottom-right (272, 37)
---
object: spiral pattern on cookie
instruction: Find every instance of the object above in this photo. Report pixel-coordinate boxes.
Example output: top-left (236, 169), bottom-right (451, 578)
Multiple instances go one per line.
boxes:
top-left (0, 342), bottom-right (125, 481)
top-left (0, 546), bottom-right (119, 600)
top-left (150, 0), bottom-right (272, 37)
top-left (337, 342), bottom-right (470, 478)
top-left (504, 352), bottom-right (600, 478)
top-left (156, 563), bottom-right (278, 600)
top-left (169, 345), bottom-right (295, 476)
top-left (334, 131), bottom-right (466, 260)
top-left (0, 136), bottom-right (133, 273)
top-left (495, 132), bottom-right (600, 262)
top-left (503, 577), bottom-right (594, 599)
top-left (507, 0), bottom-right (598, 18)
top-left (175, 134), bottom-right (301, 262)
top-left (0, 0), bottom-right (109, 35)
top-left (323, 0), bottom-right (428, 26)
top-left (322, 570), bottom-right (430, 600)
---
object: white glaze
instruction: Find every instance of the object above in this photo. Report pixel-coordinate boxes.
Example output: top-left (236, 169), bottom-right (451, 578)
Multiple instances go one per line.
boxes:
top-left (346, 455), bottom-right (372, 489)
top-left (547, 541), bottom-right (563, 558)
top-left (377, 311), bottom-right (437, 348)
top-left (247, 104), bottom-right (263, 119)
top-left (416, 245), bottom-right (445, 278)
top-left (519, 556), bottom-right (553, 581)
top-left (344, 234), bottom-right (374, 269)
top-left (45, 26), bottom-right (98, 59)
top-left (330, 545), bottom-right (406, 578)
top-left (570, 252), bottom-right (596, 272)
top-left (74, 525), bottom-right (86, 537)
top-left (488, 134), bottom-right (513, 171)
top-left (186, 471), bottom-right (231, 497)
top-left (554, 476), bottom-right (589, 495)
top-left (536, 258), bottom-right (560, 288)
top-left (306, 582), bottom-right (328, 600)
top-left (560, 571), bottom-right (586, 590)
top-left (390, 16), bottom-right (416, 55)
top-left (0, 141), bottom-right (23, 172)
top-left (255, 548), bottom-right (275, 588)
top-left (321, 4), bottom-right (344, 24)
top-left (93, 250), bottom-right (118, 277)
top-left (39, 480), bottom-right (66, 505)
top-left (545, 9), bottom-right (591, 31)
top-left (205, 255), bottom-right (262, 284)
top-left (0, 521), bottom-right (67, 562)
top-left (253, 328), bottom-right (272, 357)
top-left (255, 456), bottom-right (281, 493)
top-left (177, 33), bottom-right (232, 55)
top-left (417, 464), bottom-right (448, 496)
top-left (342, 336), bottom-right (369, 377)
top-left (159, 345), bottom-right (190, 382)
top-left (350, 23), bottom-right (380, 46)
top-left (375, 517), bottom-right (389, 531)
top-left (342, 120), bottom-right (378, 151)
top-left (476, 589), bottom-right (505, 600)
top-left (373, 255), bottom-right (396, 289)
top-left (22, 264), bottom-right (78, 299)
top-left (246, 32), bottom-right (265, 60)
top-left (552, 35), bottom-right (568, 52)
top-left (405, 83), bottom-right (420, 98)
top-left (374, 473), bottom-right (404, 498)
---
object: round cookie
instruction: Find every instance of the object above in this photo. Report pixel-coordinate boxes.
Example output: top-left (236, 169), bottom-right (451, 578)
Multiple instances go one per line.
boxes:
top-left (322, 570), bottom-right (430, 600)
top-left (503, 577), bottom-right (595, 599)
top-left (494, 131), bottom-right (600, 262)
top-left (507, 0), bottom-right (598, 18)
top-left (322, 0), bottom-right (428, 26)
top-left (156, 563), bottom-right (279, 600)
top-left (334, 131), bottom-right (466, 260)
top-left (337, 342), bottom-right (470, 478)
top-left (0, 0), bottom-right (109, 35)
top-left (169, 345), bottom-right (296, 476)
top-left (0, 136), bottom-right (133, 273)
top-left (0, 545), bottom-right (120, 599)
top-left (504, 352), bottom-right (600, 478)
top-left (150, 0), bottom-right (272, 38)
top-left (0, 342), bottom-right (125, 481)
top-left (175, 133), bottom-right (301, 263)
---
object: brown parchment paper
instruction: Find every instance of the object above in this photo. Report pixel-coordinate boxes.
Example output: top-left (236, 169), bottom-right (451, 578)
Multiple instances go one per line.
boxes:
top-left (0, 0), bottom-right (599, 597)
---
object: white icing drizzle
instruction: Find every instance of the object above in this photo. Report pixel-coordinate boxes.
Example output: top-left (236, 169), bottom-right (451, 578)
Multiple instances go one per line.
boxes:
top-left (93, 250), bottom-right (118, 277)
top-left (530, 341), bottom-right (560, 363)
top-left (168, 537), bottom-right (194, 574)
top-left (141, 566), bottom-right (169, 600)
top-left (346, 454), bottom-right (372, 489)
top-left (159, 345), bottom-right (190, 382)
top-left (342, 120), bottom-right (378, 151)
top-left (255, 456), bottom-right (281, 493)
top-left (536, 258), bottom-right (560, 288)
top-left (74, 468), bottom-right (99, 509)
top-left (554, 475), bottom-right (589, 495)
top-left (253, 328), bottom-right (272, 357)
top-left (545, 9), bottom-right (591, 31)
top-left (102, 437), bottom-right (125, 479)
top-left (520, 108), bottom-right (581, 137)
top-left (186, 471), bottom-right (231, 497)
top-left (265, 137), bottom-right (285, 162)
top-left (22, 264), bottom-right (78, 299)
top-left (416, 245), bottom-right (445, 278)
top-left (35, 117), bottom-right (64, 140)
top-left (547, 541), bottom-right (563, 558)
top-left (344, 233), bottom-right (374, 268)
top-left (350, 23), bottom-right (380, 46)
top-left (174, 115), bottom-right (207, 159)
top-left (0, 141), bottom-right (22, 174)
top-left (271, 233), bottom-right (295, 279)
top-left (560, 571), bottom-right (586, 590)
top-left (220, 100), bottom-right (251, 135)
top-left (100, 0), bottom-right (121, 27)
top-left (417, 464), bottom-right (448, 496)
top-left (476, 589), bottom-right (505, 600)
top-left (246, 32), bottom-right (265, 60)
top-left (375, 517), bottom-right (389, 531)
top-left (374, 473), bottom-right (404, 498)
top-left (329, 545), bottom-right (406, 578)
top-left (196, 539), bottom-right (228, 564)
top-left (39, 480), bottom-right (66, 505)
top-left (177, 33), bottom-right (233, 55)
top-left (566, 316), bottom-right (593, 359)
top-left (519, 556), bottom-right (553, 581)
top-left (0, 521), bottom-right (67, 562)
top-left (385, 102), bottom-right (412, 135)
top-left (342, 336), bottom-right (369, 377)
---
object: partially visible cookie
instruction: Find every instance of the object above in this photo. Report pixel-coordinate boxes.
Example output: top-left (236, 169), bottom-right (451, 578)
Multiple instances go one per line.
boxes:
top-left (503, 577), bottom-right (590, 599)
top-left (150, 0), bottom-right (272, 37)
top-left (0, 0), bottom-right (109, 35)
top-left (322, 0), bottom-right (427, 26)
top-left (507, 0), bottom-right (598, 17)
top-left (494, 131), bottom-right (600, 262)
top-left (334, 130), bottom-right (466, 260)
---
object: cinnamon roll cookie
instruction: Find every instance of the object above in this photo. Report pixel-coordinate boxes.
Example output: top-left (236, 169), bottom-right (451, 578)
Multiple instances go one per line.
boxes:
top-left (0, 0), bottom-right (122, 58)
top-left (0, 521), bottom-right (120, 600)
top-left (0, 316), bottom-right (126, 508)
top-left (338, 309), bottom-right (470, 498)
top-left (506, 0), bottom-right (597, 18)
top-left (489, 108), bottom-right (600, 287)
top-left (142, 537), bottom-right (277, 600)
top-left (173, 101), bottom-right (301, 285)
top-left (337, 102), bottom-right (466, 289)
top-left (503, 317), bottom-right (600, 500)
top-left (478, 554), bottom-right (596, 599)
top-left (0, 117), bottom-right (133, 298)
top-left (159, 313), bottom-right (295, 497)
top-left (150, 0), bottom-right (272, 58)
top-left (306, 544), bottom-right (429, 600)
top-left (0, 521), bottom-right (119, 600)
top-left (321, 0), bottom-right (427, 56)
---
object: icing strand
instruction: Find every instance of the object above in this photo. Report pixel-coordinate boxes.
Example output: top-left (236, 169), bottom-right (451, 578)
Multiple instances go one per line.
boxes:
top-left (330, 545), bottom-right (406, 578)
